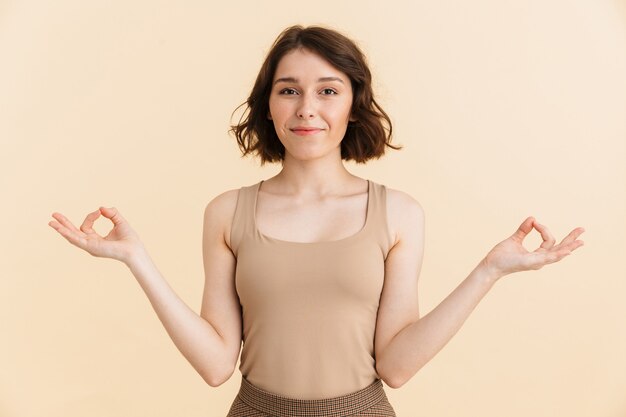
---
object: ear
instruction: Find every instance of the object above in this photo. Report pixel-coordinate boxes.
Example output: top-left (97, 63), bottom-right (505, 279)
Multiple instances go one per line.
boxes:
top-left (267, 112), bottom-right (272, 120)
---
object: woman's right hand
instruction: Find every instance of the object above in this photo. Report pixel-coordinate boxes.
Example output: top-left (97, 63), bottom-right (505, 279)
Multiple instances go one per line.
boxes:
top-left (48, 206), bottom-right (144, 264)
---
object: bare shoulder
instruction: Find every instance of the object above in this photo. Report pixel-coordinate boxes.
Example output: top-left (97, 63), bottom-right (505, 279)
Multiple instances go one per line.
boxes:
top-left (203, 187), bottom-right (241, 249)
top-left (385, 186), bottom-right (425, 247)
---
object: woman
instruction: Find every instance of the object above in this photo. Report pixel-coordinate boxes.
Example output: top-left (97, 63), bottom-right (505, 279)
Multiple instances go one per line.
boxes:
top-left (48, 25), bottom-right (585, 416)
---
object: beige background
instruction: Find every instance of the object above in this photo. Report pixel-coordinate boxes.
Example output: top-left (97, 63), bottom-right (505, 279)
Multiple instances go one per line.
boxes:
top-left (1, 0), bottom-right (625, 416)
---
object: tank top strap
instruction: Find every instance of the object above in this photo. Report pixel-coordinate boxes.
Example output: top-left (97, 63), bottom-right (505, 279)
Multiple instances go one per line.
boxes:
top-left (229, 182), bottom-right (258, 258)
top-left (367, 180), bottom-right (395, 261)
top-left (230, 180), bottom-right (394, 259)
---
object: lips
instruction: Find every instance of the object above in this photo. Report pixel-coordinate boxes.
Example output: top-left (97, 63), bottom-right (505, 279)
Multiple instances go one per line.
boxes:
top-left (291, 127), bottom-right (322, 131)
top-left (291, 127), bottom-right (323, 136)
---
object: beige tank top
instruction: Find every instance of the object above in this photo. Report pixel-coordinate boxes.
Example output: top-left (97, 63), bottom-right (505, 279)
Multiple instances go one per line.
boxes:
top-left (229, 179), bottom-right (394, 399)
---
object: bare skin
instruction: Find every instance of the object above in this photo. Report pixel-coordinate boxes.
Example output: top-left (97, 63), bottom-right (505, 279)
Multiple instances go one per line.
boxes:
top-left (48, 47), bottom-right (586, 389)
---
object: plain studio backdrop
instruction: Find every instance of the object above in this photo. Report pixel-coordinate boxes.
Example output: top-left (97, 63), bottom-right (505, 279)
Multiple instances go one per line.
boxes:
top-left (1, 1), bottom-right (625, 416)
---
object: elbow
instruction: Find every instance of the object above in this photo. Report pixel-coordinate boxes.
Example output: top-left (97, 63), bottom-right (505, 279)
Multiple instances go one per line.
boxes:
top-left (380, 373), bottom-right (407, 389)
top-left (377, 362), bottom-right (418, 389)
top-left (202, 364), bottom-right (236, 388)
top-left (204, 374), bottom-right (225, 388)
top-left (203, 340), bottom-right (241, 387)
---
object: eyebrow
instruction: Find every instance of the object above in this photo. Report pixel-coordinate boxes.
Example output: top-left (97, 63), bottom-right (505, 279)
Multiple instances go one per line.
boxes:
top-left (273, 76), bottom-right (345, 86)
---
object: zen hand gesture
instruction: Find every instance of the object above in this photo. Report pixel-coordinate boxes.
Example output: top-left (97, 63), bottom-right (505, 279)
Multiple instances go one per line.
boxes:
top-left (481, 216), bottom-right (585, 280)
top-left (48, 206), bottom-right (144, 264)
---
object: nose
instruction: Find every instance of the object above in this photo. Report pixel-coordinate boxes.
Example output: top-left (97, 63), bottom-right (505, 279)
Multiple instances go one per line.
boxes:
top-left (296, 94), bottom-right (315, 119)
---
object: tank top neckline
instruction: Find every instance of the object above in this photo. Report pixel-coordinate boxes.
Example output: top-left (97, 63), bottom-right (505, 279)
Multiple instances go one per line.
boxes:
top-left (252, 179), bottom-right (372, 245)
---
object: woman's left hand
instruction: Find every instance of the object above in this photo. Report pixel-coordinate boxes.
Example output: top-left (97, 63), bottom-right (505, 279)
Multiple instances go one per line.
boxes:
top-left (481, 216), bottom-right (585, 280)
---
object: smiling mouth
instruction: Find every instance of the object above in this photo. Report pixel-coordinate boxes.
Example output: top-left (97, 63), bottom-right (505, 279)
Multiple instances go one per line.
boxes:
top-left (291, 128), bottom-right (322, 136)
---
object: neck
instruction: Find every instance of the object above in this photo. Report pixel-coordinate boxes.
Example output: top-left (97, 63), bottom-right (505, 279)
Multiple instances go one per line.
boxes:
top-left (271, 154), bottom-right (360, 197)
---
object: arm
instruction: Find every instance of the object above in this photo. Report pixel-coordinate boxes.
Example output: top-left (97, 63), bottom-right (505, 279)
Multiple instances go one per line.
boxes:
top-left (125, 248), bottom-right (229, 386)
top-left (125, 192), bottom-right (242, 387)
top-left (375, 208), bottom-right (585, 388)
top-left (48, 193), bottom-right (241, 387)
top-left (376, 258), bottom-right (495, 388)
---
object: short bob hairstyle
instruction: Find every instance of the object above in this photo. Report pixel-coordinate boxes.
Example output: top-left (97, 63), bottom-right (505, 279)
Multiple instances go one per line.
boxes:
top-left (229, 25), bottom-right (402, 165)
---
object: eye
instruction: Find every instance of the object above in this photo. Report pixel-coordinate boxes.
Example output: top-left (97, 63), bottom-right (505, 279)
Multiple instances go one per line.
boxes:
top-left (321, 88), bottom-right (338, 95)
top-left (278, 88), bottom-right (298, 95)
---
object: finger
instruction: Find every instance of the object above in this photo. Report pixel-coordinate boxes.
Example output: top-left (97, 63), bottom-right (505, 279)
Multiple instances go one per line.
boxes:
top-left (49, 215), bottom-right (87, 248)
top-left (558, 238), bottom-right (585, 253)
top-left (546, 250), bottom-right (570, 265)
top-left (555, 227), bottom-right (586, 250)
top-left (511, 216), bottom-right (535, 243)
top-left (568, 240), bottom-right (585, 251)
top-left (544, 239), bottom-right (586, 264)
top-left (532, 220), bottom-right (556, 250)
top-left (50, 212), bottom-right (84, 236)
top-left (532, 248), bottom-right (572, 269)
top-left (99, 206), bottom-right (125, 226)
top-left (79, 210), bottom-right (101, 234)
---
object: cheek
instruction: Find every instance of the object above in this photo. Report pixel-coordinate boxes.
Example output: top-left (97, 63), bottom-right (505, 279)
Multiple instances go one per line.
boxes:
top-left (268, 101), bottom-right (288, 138)
top-left (333, 99), bottom-right (354, 121)
top-left (269, 98), bottom-right (289, 119)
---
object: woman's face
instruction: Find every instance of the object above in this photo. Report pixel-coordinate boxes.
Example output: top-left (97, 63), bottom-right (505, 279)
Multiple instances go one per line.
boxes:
top-left (268, 48), bottom-right (354, 162)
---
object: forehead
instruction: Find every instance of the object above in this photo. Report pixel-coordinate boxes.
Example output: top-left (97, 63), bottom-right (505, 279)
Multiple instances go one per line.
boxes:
top-left (273, 48), bottom-right (349, 82)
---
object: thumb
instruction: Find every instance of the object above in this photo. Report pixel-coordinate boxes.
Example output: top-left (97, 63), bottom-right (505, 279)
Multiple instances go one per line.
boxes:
top-left (99, 206), bottom-right (125, 226)
top-left (511, 216), bottom-right (535, 242)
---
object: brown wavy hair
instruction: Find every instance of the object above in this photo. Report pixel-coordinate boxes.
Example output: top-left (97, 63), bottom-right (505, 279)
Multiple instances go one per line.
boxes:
top-left (229, 25), bottom-right (402, 165)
